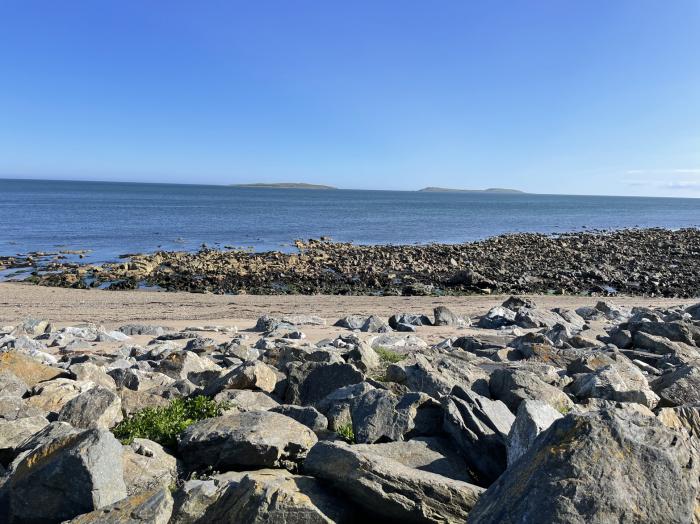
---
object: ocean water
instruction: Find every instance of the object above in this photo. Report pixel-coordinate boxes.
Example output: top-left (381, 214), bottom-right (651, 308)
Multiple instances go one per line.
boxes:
top-left (1, 178), bottom-right (700, 265)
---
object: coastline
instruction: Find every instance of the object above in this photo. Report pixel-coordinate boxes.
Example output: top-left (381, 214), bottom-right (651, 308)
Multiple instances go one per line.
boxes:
top-left (5, 228), bottom-right (700, 298)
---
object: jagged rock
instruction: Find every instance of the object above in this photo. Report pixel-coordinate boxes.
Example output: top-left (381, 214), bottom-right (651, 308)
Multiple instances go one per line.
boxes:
top-left (506, 399), bottom-right (562, 465)
top-left (633, 331), bottom-right (683, 355)
top-left (12, 317), bottom-right (52, 337)
top-left (388, 313), bottom-right (432, 329)
top-left (69, 362), bottom-right (118, 390)
top-left (213, 389), bottom-right (280, 412)
top-left (657, 403), bottom-right (700, 437)
top-left (0, 395), bottom-right (45, 421)
top-left (196, 468), bottom-right (352, 523)
top-left (315, 382), bottom-right (376, 430)
top-left (108, 368), bottom-right (176, 391)
top-left (285, 362), bottom-right (364, 406)
top-left (13, 420), bottom-right (78, 455)
top-left (369, 333), bottom-right (428, 350)
top-left (353, 436), bottom-right (472, 482)
top-left (608, 327), bottom-right (633, 349)
top-left (183, 337), bottom-right (218, 354)
top-left (433, 306), bottom-right (466, 326)
top-left (0, 415), bottom-right (48, 465)
top-left (478, 306), bottom-right (517, 329)
top-left (544, 322), bottom-right (576, 347)
top-left (0, 370), bottom-right (28, 398)
top-left (203, 361), bottom-right (277, 395)
top-left (170, 478), bottom-right (222, 524)
top-left (686, 302), bottom-right (700, 320)
top-left (361, 315), bottom-right (392, 333)
top-left (514, 307), bottom-right (564, 329)
top-left (334, 315), bottom-right (368, 330)
top-left (152, 350), bottom-right (220, 385)
top-left (489, 368), bottom-right (573, 413)
top-left (179, 411), bottom-right (318, 471)
top-left (467, 410), bottom-right (700, 523)
top-left (652, 364), bottom-right (700, 407)
top-left (66, 487), bottom-right (173, 524)
top-left (567, 353), bottom-right (659, 408)
top-left (118, 324), bottom-right (170, 336)
top-left (58, 386), bottom-right (123, 429)
top-left (0, 351), bottom-right (63, 386)
top-left (25, 378), bottom-right (94, 414)
top-left (304, 441), bottom-right (483, 523)
top-left (442, 386), bottom-right (515, 485)
top-left (2, 428), bottom-right (127, 523)
top-left (345, 343), bottom-right (381, 372)
top-left (256, 314), bottom-right (325, 332)
top-left (629, 320), bottom-right (700, 347)
top-left (123, 438), bottom-right (179, 495)
top-left (270, 405), bottom-right (328, 432)
top-left (397, 354), bottom-right (490, 399)
top-left (594, 300), bottom-right (631, 320)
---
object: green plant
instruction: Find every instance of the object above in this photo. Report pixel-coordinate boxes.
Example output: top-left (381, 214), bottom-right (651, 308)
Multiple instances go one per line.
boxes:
top-left (113, 396), bottom-right (229, 449)
top-left (336, 423), bottom-right (355, 443)
top-left (557, 404), bottom-right (572, 415)
top-left (374, 346), bottom-right (403, 364)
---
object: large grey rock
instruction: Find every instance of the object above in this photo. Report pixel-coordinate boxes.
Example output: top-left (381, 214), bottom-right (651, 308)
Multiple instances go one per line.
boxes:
top-left (123, 438), bottom-right (179, 496)
top-left (195, 468), bottom-right (352, 523)
top-left (506, 399), bottom-right (562, 465)
top-left (0, 370), bottom-right (28, 398)
top-left (152, 350), bottom-right (220, 385)
top-left (203, 361), bottom-right (277, 395)
top-left (285, 362), bottom-right (364, 406)
top-left (334, 315), bottom-right (368, 330)
top-left (629, 320), bottom-right (700, 347)
top-left (433, 306), bottom-right (466, 327)
top-left (170, 478), bottom-right (222, 524)
top-left (345, 343), bottom-right (380, 372)
top-left (0, 395), bottom-right (44, 421)
top-left (0, 415), bottom-right (48, 465)
top-left (108, 368), bottom-right (175, 392)
top-left (58, 386), bottom-right (123, 429)
top-left (26, 378), bottom-right (94, 414)
top-left (478, 306), bottom-right (516, 329)
top-left (68, 362), bottom-right (118, 390)
top-left (119, 324), bottom-right (170, 336)
top-left (212, 389), bottom-right (279, 412)
top-left (489, 368), bottom-right (573, 413)
top-left (389, 313), bottom-right (432, 329)
top-left (361, 315), bottom-right (392, 333)
top-left (179, 411), bottom-right (318, 471)
top-left (2, 428), bottom-right (127, 523)
top-left (13, 420), bottom-right (78, 455)
top-left (514, 307), bottom-right (564, 329)
top-left (633, 331), bottom-right (682, 355)
top-left (467, 409), bottom-right (700, 524)
top-left (66, 487), bottom-right (173, 524)
top-left (652, 363), bottom-right (700, 406)
top-left (353, 437), bottom-right (472, 482)
top-left (304, 441), bottom-right (484, 523)
top-left (657, 403), bottom-right (700, 437)
top-left (270, 405), bottom-right (328, 432)
top-left (397, 354), bottom-right (490, 399)
top-left (442, 386), bottom-right (514, 485)
top-left (0, 350), bottom-right (64, 387)
top-left (315, 382), bottom-right (375, 430)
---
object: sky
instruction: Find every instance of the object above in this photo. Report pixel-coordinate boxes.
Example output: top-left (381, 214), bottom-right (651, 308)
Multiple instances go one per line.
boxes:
top-left (0, 1), bottom-right (699, 196)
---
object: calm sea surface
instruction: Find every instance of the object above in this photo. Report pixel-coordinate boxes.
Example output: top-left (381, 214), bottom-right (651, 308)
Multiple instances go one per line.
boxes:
top-left (1, 178), bottom-right (699, 264)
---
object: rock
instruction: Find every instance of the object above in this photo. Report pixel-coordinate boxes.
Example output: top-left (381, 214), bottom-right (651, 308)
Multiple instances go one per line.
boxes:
top-left (0, 395), bottom-right (45, 421)
top-left (514, 307), bottom-right (564, 329)
top-left (183, 337), bottom-right (218, 354)
top-left (66, 487), bottom-right (173, 524)
top-left (433, 306), bottom-right (466, 326)
top-left (315, 382), bottom-right (375, 430)
top-left (567, 354), bottom-right (659, 408)
top-left (657, 403), bottom-right (700, 437)
top-left (345, 343), bottom-right (380, 372)
top-left (652, 364), bottom-right (700, 406)
top-left (0, 351), bottom-right (63, 387)
top-left (285, 362), bottom-right (364, 406)
top-left (608, 327), bottom-right (633, 349)
top-left (506, 399), bottom-right (563, 465)
top-left (256, 314), bottom-right (325, 331)
top-left (69, 362), bottom-right (118, 390)
top-left (13, 317), bottom-right (52, 336)
top-left (13, 420), bottom-right (78, 455)
top-left (489, 368), bottom-right (573, 413)
top-left (0, 370), bottom-right (28, 398)
top-left (213, 389), bottom-right (279, 412)
top-left (170, 479), bottom-right (222, 524)
top-left (2, 428), bottom-right (127, 523)
top-left (58, 386), bottom-right (123, 429)
top-left (203, 361), bottom-right (277, 395)
top-left (334, 315), bottom-right (368, 330)
top-left (270, 405), bottom-right (328, 432)
top-left (304, 441), bottom-right (484, 523)
top-left (179, 411), bottom-right (318, 471)
top-left (369, 333), bottom-right (428, 350)
top-left (350, 389), bottom-right (400, 444)
top-left (195, 468), bottom-right (351, 523)
top-left (633, 331), bottom-right (682, 354)
top-left (398, 354), bottom-right (490, 399)
top-left (595, 300), bottom-right (631, 320)
top-left (118, 324), bottom-right (170, 336)
top-left (352, 436), bottom-right (472, 482)
top-left (442, 386), bottom-right (514, 485)
top-left (0, 415), bottom-right (49, 466)
top-left (25, 378), bottom-right (94, 414)
top-left (123, 438), bottom-right (179, 495)
top-left (478, 306), bottom-right (516, 329)
top-left (629, 320), bottom-right (700, 347)
top-left (152, 350), bottom-right (220, 385)
top-left (467, 409), bottom-right (700, 524)
top-left (361, 315), bottom-right (392, 333)
top-left (543, 322), bottom-right (576, 347)
top-left (686, 302), bottom-right (700, 320)
top-left (388, 313), bottom-right (432, 329)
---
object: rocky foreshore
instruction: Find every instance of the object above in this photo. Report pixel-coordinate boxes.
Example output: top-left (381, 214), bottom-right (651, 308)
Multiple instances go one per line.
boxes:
top-left (2, 297), bottom-right (700, 522)
top-left (7, 228), bottom-right (700, 297)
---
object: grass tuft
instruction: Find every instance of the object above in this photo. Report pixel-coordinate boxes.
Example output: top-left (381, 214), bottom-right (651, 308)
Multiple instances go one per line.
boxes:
top-left (336, 423), bottom-right (355, 443)
top-left (374, 346), bottom-right (403, 364)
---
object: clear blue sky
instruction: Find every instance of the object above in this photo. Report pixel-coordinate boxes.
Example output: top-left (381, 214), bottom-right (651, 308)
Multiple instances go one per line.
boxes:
top-left (1, 1), bottom-right (699, 196)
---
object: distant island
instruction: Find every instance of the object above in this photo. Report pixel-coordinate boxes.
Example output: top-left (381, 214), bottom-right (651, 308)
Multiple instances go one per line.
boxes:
top-left (231, 183), bottom-right (337, 190)
top-left (419, 186), bottom-right (526, 194)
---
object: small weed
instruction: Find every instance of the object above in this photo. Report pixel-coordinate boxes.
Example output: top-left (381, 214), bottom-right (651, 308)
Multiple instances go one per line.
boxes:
top-left (557, 404), bottom-right (572, 415)
top-left (336, 423), bottom-right (355, 443)
top-left (112, 395), bottom-right (229, 449)
top-left (374, 346), bottom-right (403, 364)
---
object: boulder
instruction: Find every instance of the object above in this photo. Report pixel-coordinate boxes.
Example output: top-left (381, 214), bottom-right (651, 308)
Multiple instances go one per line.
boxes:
top-left (0, 370), bottom-right (28, 398)
top-left (657, 403), bottom-right (700, 437)
top-left (170, 478), bottom-right (222, 524)
top-left (0, 415), bottom-right (48, 466)
top-left (118, 324), bottom-right (170, 336)
top-left (66, 487), bottom-right (173, 524)
top-left (179, 411), bottom-right (318, 471)
top-left (315, 382), bottom-right (375, 430)
top-left (304, 441), bottom-right (484, 523)
top-left (629, 320), bottom-right (700, 347)
top-left (68, 362), bottom-right (118, 390)
top-left (433, 306), bottom-right (466, 327)
top-left (467, 410), bottom-right (700, 523)
top-left (203, 361), bottom-right (277, 395)
top-left (270, 405), bottom-right (328, 432)
top-left (506, 399), bottom-right (562, 465)
top-left (285, 362), bottom-right (364, 406)
top-left (478, 306), bottom-right (516, 329)
top-left (398, 354), bottom-right (490, 399)
top-left (652, 364), bottom-right (700, 407)
top-left (58, 386), bottom-right (123, 429)
top-left (212, 389), bottom-right (279, 412)
top-left (388, 313), bottom-right (432, 329)
top-left (0, 395), bottom-right (45, 421)
top-left (152, 350), bottom-right (220, 384)
top-left (123, 438), bottom-right (179, 496)
top-left (334, 315), bottom-right (368, 331)
top-left (632, 331), bottom-right (682, 355)
top-left (108, 368), bottom-right (176, 392)
top-left (489, 368), bottom-right (573, 413)
top-left (0, 351), bottom-right (63, 386)
top-left (442, 386), bottom-right (514, 485)
top-left (25, 378), bottom-right (94, 414)
top-left (361, 315), bottom-right (392, 333)
top-left (2, 428), bottom-right (127, 523)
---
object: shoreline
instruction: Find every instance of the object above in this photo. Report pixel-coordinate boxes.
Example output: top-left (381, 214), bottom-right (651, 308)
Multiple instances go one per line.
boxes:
top-left (3, 228), bottom-right (700, 298)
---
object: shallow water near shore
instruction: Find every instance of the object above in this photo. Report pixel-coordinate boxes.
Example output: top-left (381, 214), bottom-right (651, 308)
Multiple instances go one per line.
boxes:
top-left (2, 178), bottom-right (700, 265)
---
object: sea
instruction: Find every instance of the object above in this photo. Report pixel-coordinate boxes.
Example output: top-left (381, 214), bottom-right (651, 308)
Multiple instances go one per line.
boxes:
top-left (1, 178), bottom-right (699, 267)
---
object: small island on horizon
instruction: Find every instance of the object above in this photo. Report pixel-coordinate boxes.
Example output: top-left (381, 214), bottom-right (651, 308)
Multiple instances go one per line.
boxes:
top-left (419, 186), bottom-right (526, 194)
top-left (230, 182), bottom-right (337, 190)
